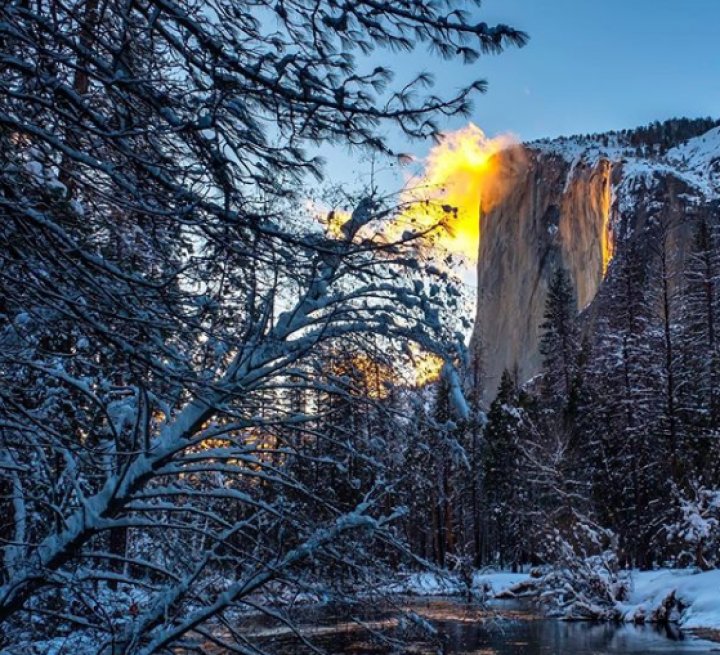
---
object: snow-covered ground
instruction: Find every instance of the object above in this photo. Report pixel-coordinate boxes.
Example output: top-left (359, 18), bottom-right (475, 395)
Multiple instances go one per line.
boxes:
top-left (618, 569), bottom-right (720, 631)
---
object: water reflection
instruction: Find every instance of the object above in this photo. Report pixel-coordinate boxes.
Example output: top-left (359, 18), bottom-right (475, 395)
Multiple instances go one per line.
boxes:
top-left (437, 611), bottom-right (714, 654)
top-left (311, 598), bottom-right (717, 655)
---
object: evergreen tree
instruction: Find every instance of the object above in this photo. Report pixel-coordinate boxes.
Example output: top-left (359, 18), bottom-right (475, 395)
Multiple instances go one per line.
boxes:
top-left (0, 0), bottom-right (529, 638)
top-left (399, 395), bottom-right (437, 561)
top-left (679, 218), bottom-right (720, 481)
top-left (647, 216), bottom-right (684, 484)
top-left (481, 369), bottom-right (529, 568)
top-left (539, 266), bottom-right (579, 411)
top-left (429, 372), bottom-right (458, 567)
top-left (581, 243), bottom-right (662, 567)
top-left (463, 356), bottom-right (486, 567)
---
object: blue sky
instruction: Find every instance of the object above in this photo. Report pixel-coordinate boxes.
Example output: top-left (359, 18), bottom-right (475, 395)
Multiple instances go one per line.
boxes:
top-left (320, 0), bottom-right (720, 191)
top-left (462, 0), bottom-right (720, 141)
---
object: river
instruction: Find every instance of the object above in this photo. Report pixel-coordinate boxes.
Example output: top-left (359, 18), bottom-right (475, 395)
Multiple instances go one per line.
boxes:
top-left (248, 597), bottom-right (720, 655)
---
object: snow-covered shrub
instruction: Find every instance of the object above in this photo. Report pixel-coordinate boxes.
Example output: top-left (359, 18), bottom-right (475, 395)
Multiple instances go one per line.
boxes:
top-left (537, 525), bottom-right (629, 620)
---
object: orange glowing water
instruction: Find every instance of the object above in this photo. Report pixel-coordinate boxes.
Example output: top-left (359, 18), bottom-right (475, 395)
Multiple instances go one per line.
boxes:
top-left (600, 162), bottom-right (614, 276)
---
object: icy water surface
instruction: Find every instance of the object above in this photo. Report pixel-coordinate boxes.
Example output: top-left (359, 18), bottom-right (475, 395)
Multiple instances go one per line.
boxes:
top-left (252, 597), bottom-right (720, 655)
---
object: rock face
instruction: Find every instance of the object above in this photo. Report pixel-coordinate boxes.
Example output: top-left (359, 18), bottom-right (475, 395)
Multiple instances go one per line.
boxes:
top-left (471, 127), bottom-right (720, 400)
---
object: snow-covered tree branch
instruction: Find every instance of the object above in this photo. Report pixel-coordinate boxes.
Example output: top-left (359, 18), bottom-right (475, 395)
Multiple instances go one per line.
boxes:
top-left (0, 1), bottom-right (526, 651)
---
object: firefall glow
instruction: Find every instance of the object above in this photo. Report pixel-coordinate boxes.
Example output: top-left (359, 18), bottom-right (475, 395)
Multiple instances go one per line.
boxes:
top-left (601, 163), bottom-right (614, 276)
top-left (394, 124), bottom-right (519, 262)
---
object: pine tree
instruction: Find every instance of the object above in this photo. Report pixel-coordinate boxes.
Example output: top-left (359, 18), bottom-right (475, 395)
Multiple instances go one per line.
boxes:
top-left (539, 266), bottom-right (579, 411)
top-left (430, 372), bottom-right (456, 567)
top-left (678, 217), bottom-right (720, 481)
top-left (481, 369), bottom-right (529, 568)
top-left (647, 216), bottom-right (683, 483)
top-left (463, 356), bottom-right (486, 566)
top-left (580, 243), bottom-right (661, 567)
top-left (399, 395), bottom-right (437, 561)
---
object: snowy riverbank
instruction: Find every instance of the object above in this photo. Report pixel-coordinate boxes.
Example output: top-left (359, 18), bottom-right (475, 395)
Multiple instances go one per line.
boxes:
top-left (617, 569), bottom-right (720, 631)
top-left (389, 568), bottom-right (720, 638)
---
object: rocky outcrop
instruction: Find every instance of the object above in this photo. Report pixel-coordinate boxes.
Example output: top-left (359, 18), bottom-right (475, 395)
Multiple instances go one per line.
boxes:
top-left (471, 128), bottom-right (720, 400)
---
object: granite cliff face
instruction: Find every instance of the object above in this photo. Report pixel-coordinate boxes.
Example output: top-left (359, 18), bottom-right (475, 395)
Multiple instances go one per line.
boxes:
top-left (471, 127), bottom-right (720, 398)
